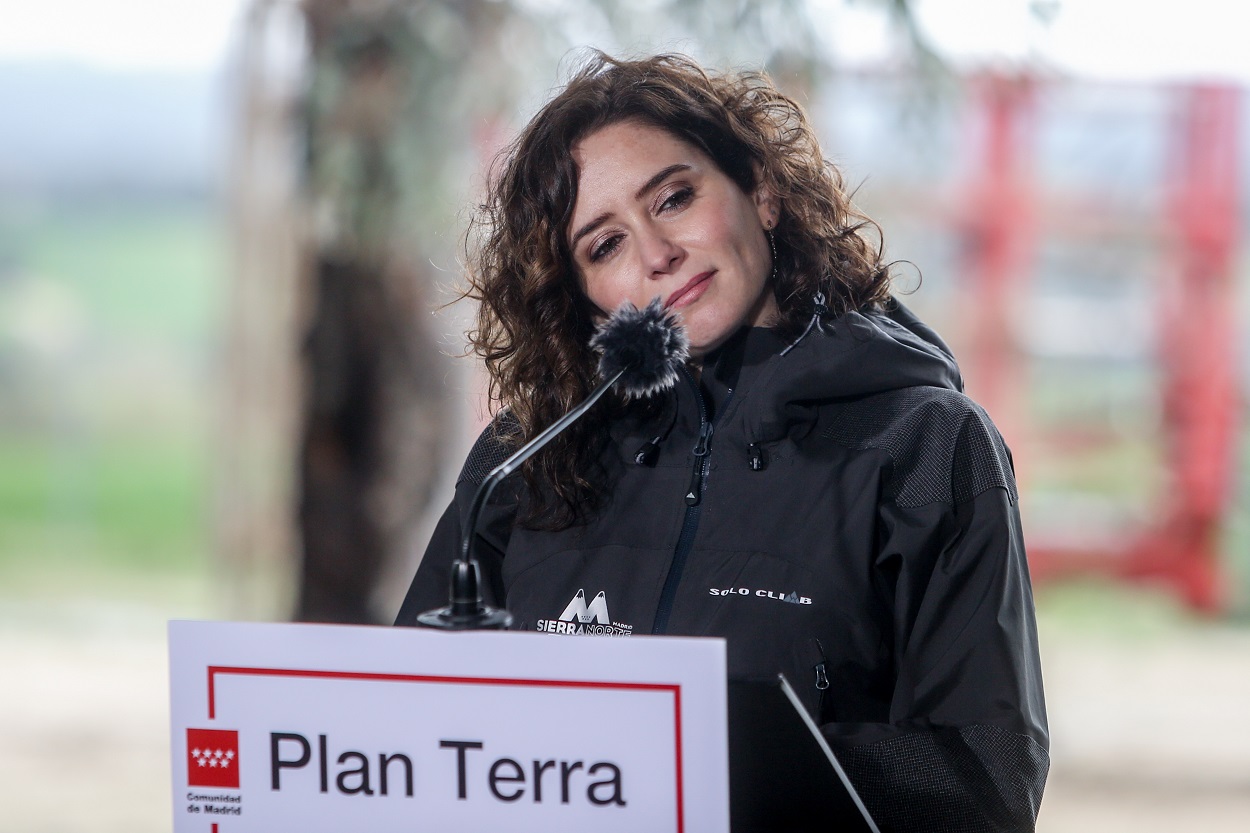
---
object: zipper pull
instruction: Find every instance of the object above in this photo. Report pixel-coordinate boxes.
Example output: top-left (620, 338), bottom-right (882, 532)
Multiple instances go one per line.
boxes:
top-left (685, 466), bottom-right (704, 506)
top-left (685, 422), bottom-right (713, 506)
top-left (693, 421), bottom-right (713, 458)
top-left (814, 661), bottom-right (830, 691)
top-left (747, 442), bottom-right (767, 471)
top-left (634, 439), bottom-right (660, 466)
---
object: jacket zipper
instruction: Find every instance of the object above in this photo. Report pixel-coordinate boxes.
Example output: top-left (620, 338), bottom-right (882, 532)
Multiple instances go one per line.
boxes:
top-left (812, 637), bottom-right (830, 716)
top-left (652, 370), bottom-right (731, 634)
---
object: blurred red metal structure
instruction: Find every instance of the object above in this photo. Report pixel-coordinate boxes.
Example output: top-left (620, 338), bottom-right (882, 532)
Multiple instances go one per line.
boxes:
top-left (959, 75), bottom-right (1036, 452)
top-left (1140, 84), bottom-right (1242, 611)
top-left (961, 78), bottom-right (1242, 613)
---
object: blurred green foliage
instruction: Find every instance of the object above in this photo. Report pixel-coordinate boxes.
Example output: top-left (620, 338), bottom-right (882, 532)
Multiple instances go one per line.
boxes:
top-left (15, 201), bottom-right (219, 341)
top-left (0, 434), bottom-right (209, 569)
top-left (0, 197), bottom-right (221, 587)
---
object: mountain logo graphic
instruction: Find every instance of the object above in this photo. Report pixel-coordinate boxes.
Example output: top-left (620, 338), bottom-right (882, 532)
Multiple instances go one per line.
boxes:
top-left (559, 589), bottom-right (611, 624)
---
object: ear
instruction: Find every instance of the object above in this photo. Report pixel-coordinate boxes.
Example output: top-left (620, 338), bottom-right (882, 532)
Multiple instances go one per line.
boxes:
top-left (752, 173), bottom-right (779, 230)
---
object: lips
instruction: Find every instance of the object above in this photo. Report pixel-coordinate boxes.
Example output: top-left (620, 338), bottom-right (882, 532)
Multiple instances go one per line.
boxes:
top-left (665, 271), bottom-right (714, 310)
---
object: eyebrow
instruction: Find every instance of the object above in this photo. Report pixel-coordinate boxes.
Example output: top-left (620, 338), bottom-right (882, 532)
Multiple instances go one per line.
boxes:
top-left (569, 163), bottom-right (693, 250)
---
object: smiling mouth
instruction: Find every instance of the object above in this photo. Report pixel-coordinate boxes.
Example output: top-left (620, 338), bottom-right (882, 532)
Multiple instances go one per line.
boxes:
top-left (665, 271), bottom-right (714, 310)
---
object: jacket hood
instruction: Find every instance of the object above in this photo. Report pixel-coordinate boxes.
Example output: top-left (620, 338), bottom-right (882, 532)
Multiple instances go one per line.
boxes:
top-left (714, 299), bottom-right (964, 443)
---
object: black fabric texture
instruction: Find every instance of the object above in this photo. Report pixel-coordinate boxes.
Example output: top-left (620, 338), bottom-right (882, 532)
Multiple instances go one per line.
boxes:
top-left (456, 412), bottom-right (520, 488)
top-left (838, 724), bottom-right (1050, 833)
top-left (820, 387), bottom-right (1018, 507)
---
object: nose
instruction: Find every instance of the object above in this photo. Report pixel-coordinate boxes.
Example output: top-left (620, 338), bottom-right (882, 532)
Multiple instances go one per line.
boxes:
top-left (637, 225), bottom-right (685, 278)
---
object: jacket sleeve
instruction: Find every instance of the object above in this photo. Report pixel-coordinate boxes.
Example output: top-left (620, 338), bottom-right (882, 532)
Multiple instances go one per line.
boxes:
top-left (393, 421), bottom-right (519, 627)
top-left (821, 406), bottom-right (1049, 832)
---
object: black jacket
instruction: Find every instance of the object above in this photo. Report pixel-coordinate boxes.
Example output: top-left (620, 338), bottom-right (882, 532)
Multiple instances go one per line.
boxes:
top-left (396, 303), bottom-right (1049, 832)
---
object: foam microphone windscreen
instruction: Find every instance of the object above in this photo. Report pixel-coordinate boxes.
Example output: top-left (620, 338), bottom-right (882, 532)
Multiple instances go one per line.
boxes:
top-left (590, 298), bottom-right (690, 399)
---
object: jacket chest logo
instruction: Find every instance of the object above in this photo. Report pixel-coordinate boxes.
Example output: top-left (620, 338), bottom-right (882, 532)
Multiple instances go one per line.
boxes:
top-left (709, 586), bottom-right (813, 605)
top-left (536, 589), bottom-right (635, 636)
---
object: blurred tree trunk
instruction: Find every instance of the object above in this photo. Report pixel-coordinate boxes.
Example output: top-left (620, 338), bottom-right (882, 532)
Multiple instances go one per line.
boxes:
top-left (293, 0), bottom-right (461, 623)
top-left (296, 255), bottom-right (448, 623)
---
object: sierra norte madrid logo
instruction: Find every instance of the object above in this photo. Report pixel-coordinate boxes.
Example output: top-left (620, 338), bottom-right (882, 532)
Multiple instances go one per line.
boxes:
top-left (536, 589), bottom-right (633, 636)
top-left (187, 728), bottom-right (240, 789)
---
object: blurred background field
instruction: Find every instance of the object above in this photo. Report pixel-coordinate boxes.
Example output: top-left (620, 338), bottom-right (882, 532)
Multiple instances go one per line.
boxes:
top-left (3, 1), bottom-right (1250, 830)
top-left (0, 199), bottom-right (221, 571)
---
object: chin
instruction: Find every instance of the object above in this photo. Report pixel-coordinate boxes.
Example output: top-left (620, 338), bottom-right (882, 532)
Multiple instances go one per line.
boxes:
top-left (686, 331), bottom-right (730, 360)
top-left (678, 308), bottom-right (742, 359)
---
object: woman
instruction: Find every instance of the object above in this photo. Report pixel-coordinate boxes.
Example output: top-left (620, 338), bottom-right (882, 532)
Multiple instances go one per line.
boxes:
top-left (396, 53), bottom-right (1048, 831)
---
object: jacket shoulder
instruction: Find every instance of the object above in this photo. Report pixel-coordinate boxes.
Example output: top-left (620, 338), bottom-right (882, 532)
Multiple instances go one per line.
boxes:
top-left (457, 412), bottom-right (522, 487)
top-left (820, 386), bottom-right (1017, 507)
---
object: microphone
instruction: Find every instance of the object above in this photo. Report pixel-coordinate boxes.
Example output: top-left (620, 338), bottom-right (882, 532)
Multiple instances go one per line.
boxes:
top-left (417, 298), bottom-right (688, 630)
top-left (590, 298), bottom-right (689, 399)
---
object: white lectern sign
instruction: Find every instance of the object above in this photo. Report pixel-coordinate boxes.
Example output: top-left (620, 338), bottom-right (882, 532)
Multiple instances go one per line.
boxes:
top-left (168, 620), bottom-right (728, 833)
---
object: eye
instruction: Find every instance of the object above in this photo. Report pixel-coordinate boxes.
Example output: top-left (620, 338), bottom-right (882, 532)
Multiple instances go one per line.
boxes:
top-left (658, 186), bottom-right (694, 213)
top-left (589, 232), bottom-right (624, 263)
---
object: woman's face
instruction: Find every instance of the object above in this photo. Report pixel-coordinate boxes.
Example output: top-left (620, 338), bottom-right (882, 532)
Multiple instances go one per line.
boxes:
top-left (567, 120), bottom-right (779, 359)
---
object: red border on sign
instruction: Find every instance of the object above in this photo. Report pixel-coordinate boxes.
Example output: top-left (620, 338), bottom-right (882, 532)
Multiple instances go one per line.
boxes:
top-left (206, 665), bottom-right (685, 832)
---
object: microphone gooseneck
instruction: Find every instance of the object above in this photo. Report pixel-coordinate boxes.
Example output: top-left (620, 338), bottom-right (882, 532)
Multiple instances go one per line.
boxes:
top-left (416, 298), bottom-right (688, 630)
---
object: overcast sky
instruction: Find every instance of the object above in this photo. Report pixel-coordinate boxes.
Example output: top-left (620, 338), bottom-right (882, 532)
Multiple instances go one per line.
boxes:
top-left (0, 0), bottom-right (245, 72)
top-left (0, 0), bottom-right (1245, 83)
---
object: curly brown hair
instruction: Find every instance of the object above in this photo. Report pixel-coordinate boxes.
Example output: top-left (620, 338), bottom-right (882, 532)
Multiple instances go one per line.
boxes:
top-left (463, 51), bottom-right (893, 529)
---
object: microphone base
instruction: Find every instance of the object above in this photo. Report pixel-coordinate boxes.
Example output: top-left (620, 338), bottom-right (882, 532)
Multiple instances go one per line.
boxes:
top-left (415, 605), bottom-right (514, 631)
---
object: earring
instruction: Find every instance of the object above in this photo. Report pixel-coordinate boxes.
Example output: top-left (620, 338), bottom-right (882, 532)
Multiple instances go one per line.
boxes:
top-left (767, 229), bottom-right (778, 283)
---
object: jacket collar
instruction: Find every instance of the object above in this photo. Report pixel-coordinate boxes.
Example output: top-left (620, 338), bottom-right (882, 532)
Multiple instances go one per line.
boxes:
top-left (613, 299), bottom-right (963, 452)
top-left (716, 300), bottom-right (964, 443)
